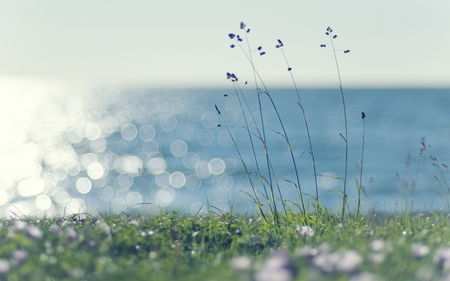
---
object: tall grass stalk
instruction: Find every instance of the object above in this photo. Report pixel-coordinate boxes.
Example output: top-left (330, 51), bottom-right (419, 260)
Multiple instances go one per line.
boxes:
top-left (214, 100), bottom-right (267, 221)
top-left (321, 27), bottom-right (351, 221)
top-left (227, 22), bottom-right (307, 220)
top-left (356, 111), bottom-right (366, 220)
top-left (276, 39), bottom-right (319, 214)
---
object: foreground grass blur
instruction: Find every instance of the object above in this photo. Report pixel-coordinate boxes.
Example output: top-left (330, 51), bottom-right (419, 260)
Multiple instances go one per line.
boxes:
top-left (0, 210), bottom-right (450, 280)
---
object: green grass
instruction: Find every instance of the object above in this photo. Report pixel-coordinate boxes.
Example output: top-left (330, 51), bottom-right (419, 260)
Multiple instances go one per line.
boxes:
top-left (0, 210), bottom-right (450, 280)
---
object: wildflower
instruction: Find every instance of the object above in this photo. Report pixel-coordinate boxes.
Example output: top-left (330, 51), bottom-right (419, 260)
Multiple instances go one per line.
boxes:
top-left (350, 272), bottom-right (380, 281)
top-left (12, 250), bottom-right (28, 265)
top-left (226, 72), bottom-right (238, 82)
top-left (228, 33), bottom-right (236, 39)
top-left (370, 239), bottom-right (391, 252)
top-left (296, 225), bottom-right (315, 237)
top-left (254, 251), bottom-right (294, 281)
top-left (50, 224), bottom-right (61, 235)
top-left (335, 250), bottom-right (363, 273)
top-left (312, 249), bottom-right (362, 273)
top-left (13, 220), bottom-right (27, 230)
top-left (66, 227), bottom-right (78, 242)
top-left (0, 259), bottom-right (10, 274)
top-left (368, 252), bottom-right (385, 265)
top-left (230, 256), bottom-right (252, 272)
top-left (275, 39), bottom-right (284, 48)
top-left (240, 22), bottom-right (246, 30)
top-left (433, 247), bottom-right (450, 268)
top-left (344, 50), bottom-right (350, 53)
top-left (361, 111), bottom-right (366, 119)
top-left (411, 243), bottom-right (430, 259)
top-left (312, 252), bottom-right (339, 272)
top-left (25, 225), bottom-right (43, 240)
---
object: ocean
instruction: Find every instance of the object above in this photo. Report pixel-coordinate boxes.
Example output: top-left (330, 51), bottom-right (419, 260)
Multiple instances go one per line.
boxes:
top-left (1, 86), bottom-right (450, 217)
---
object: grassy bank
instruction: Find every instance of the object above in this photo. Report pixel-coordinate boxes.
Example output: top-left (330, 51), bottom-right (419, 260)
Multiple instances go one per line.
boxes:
top-left (1, 210), bottom-right (450, 280)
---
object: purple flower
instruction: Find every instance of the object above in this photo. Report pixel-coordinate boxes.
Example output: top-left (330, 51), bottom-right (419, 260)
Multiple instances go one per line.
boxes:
top-left (228, 33), bottom-right (236, 39)
top-left (320, 44), bottom-right (327, 48)
top-left (433, 247), bottom-right (450, 267)
top-left (333, 35), bottom-right (337, 39)
top-left (254, 251), bottom-right (294, 281)
top-left (258, 46), bottom-right (262, 51)
top-left (26, 225), bottom-right (43, 240)
top-left (246, 28), bottom-right (250, 33)
top-left (240, 22), bottom-right (246, 30)
top-left (66, 227), bottom-right (78, 242)
top-left (411, 243), bottom-right (430, 259)
top-left (276, 39), bottom-right (284, 48)
top-left (260, 52), bottom-right (266, 56)
top-left (12, 250), bottom-right (28, 265)
top-left (226, 72), bottom-right (238, 82)
top-left (344, 50), bottom-right (350, 53)
top-left (230, 44), bottom-right (235, 48)
top-left (287, 67), bottom-right (292, 71)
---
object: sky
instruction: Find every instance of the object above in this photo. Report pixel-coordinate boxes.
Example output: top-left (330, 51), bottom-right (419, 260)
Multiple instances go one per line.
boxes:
top-left (0, 1), bottom-right (449, 89)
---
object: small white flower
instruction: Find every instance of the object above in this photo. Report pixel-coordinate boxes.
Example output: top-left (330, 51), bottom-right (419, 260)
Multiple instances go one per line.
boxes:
top-left (254, 251), bottom-right (293, 281)
top-left (13, 220), bottom-right (27, 230)
top-left (230, 256), bottom-right (252, 272)
top-left (411, 243), bottom-right (430, 259)
top-left (370, 239), bottom-right (391, 252)
top-left (336, 250), bottom-right (363, 273)
top-left (0, 259), bottom-right (10, 274)
top-left (296, 225), bottom-right (315, 237)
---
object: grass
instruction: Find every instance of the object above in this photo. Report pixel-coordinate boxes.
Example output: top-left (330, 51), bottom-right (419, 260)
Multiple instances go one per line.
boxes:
top-left (1, 211), bottom-right (450, 280)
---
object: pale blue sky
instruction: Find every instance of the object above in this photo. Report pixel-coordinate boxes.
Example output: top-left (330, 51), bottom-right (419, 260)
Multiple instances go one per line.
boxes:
top-left (0, 1), bottom-right (449, 88)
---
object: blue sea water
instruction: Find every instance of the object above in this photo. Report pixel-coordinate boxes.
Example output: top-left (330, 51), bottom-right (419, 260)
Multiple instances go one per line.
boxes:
top-left (2, 87), bottom-right (450, 216)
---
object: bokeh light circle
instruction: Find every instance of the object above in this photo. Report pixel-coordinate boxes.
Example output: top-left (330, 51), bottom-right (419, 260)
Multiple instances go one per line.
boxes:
top-left (185, 174), bottom-right (202, 191)
top-left (139, 124), bottom-right (156, 141)
top-left (169, 171), bottom-right (186, 188)
top-left (35, 194), bottom-right (52, 210)
top-left (183, 152), bottom-right (199, 169)
top-left (154, 188), bottom-right (174, 207)
top-left (121, 123), bottom-right (138, 141)
top-left (318, 172), bottom-right (338, 190)
top-left (208, 158), bottom-right (226, 175)
top-left (160, 115), bottom-right (177, 131)
top-left (197, 129), bottom-right (214, 146)
top-left (170, 140), bottom-right (188, 157)
top-left (87, 162), bottom-right (105, 180)
top-left (76, 177), bottom-right (92, 194)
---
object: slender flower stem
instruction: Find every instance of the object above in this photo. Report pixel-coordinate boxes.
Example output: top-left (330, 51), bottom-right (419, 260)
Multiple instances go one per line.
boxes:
top-left (278, 45), bottom-right (319, 214)
top-left (356, 112), bottom-right (366, 220)
top-left (329, 32), bottom-right (349, 222)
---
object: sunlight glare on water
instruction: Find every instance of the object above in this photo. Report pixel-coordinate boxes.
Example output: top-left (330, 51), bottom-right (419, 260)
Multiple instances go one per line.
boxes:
top-left (0, 79), bottom-right (243, 216)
